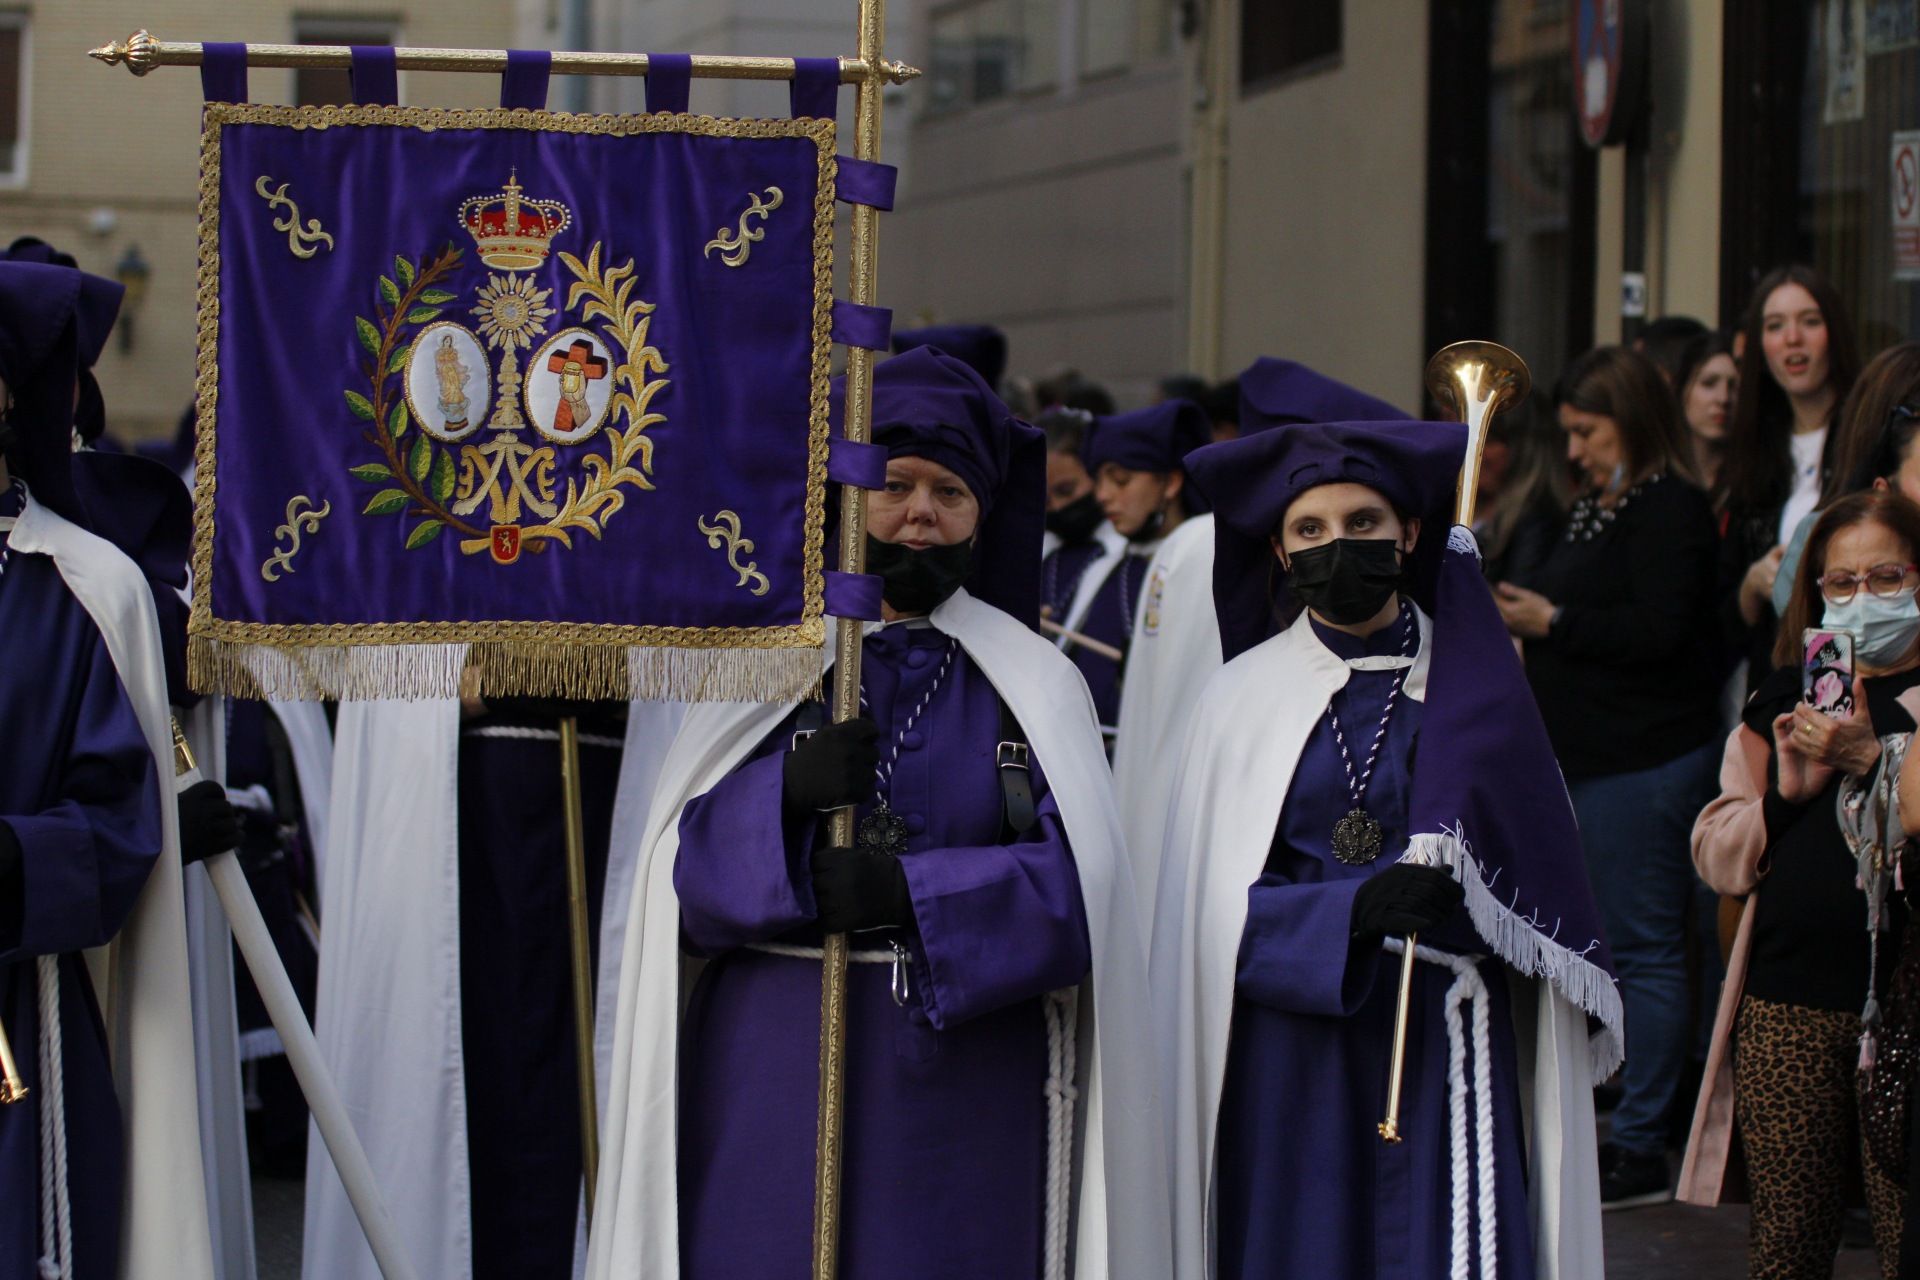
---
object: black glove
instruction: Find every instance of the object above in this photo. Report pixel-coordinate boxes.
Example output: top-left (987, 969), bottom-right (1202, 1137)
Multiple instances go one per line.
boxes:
top-left (782, 718), bottom-right (879, 814)
top-left (0, 820), bottom-right (22, 940)
top-left (809, 845), bottom-right (913, 934)
top-left (177, 780), bottom-right (241, 865)
top-left (1350, 864), bottom-right (1464, 942)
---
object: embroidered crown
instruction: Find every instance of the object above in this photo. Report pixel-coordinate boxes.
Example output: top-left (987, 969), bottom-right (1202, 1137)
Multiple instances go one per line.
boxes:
top-left (458, 170), bottom-right (571, 271)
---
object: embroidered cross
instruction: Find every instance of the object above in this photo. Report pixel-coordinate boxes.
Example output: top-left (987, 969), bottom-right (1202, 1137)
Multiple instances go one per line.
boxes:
top-left (546, 340), bottom-right (609, 436)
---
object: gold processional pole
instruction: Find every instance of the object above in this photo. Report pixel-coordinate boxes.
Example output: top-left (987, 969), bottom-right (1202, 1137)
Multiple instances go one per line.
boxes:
top-left (814, 2), bottom-right (891, 1276)
top-left (1378, 340), bottom-right (1530, 1145)
top-left (558, 716), bottom-right (598, 1216)
top-left (89, 23), bottom-right (918, 1263)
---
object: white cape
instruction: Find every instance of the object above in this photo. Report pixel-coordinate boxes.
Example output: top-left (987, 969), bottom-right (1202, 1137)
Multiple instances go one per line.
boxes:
top-left (586, 588), bottom-right (1169, 1280)
top-left (304, 691), bottom-right (679, 1280)
top-left (8, 495), bottom-right (216, 1280)
top-left (1109, 514), bottom-right (1219, 931)
top-left (1055, 521), bottom-right (1129, 643)
top-left (179, 698), bottom-right (256, 1280)
top-left (1150, 611), bottom-right (1603, 1280)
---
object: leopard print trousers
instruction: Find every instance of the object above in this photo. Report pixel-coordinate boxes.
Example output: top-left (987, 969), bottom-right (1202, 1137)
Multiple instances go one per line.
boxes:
top-left (1734, 996), bottom-right (1905, 1279)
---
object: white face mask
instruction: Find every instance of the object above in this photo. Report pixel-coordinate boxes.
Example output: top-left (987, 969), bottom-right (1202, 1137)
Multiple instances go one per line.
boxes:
top-left (1823, 585), bottom-right (1920, 667)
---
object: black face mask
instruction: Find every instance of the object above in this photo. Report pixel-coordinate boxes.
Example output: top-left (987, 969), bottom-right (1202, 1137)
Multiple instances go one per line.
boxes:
top-left (1285, 538), bottom-right (1406, 626)
top-left (866, 534), bottom-right (973, 615)
top-left (1044, 492), bottom-right (1104, 544)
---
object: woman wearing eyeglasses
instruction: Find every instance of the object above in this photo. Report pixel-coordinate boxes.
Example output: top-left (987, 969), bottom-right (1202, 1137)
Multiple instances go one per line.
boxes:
top-left (1680, 488), bottom-right (1920, 1275)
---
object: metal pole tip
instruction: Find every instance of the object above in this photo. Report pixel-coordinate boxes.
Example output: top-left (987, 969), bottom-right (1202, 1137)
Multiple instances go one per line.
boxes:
top-left (89, 30), bottom-right (158, 75)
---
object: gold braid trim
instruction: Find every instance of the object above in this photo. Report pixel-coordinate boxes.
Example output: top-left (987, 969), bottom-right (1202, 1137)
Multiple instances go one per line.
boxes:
top-left (187, 103), bottom-right (838, 697)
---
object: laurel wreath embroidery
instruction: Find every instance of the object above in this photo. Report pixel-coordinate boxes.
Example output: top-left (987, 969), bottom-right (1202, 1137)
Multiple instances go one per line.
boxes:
top-left (516, 246), bottom-right (669, 550)
top-left (342, 245), bottom-right (478, 549)
top-left (342, 243), bottom-right (666, 555)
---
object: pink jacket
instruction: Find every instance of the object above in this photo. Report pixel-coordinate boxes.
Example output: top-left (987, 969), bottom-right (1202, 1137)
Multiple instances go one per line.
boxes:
top-left (1676, 721), bottom-right (1772, 1206)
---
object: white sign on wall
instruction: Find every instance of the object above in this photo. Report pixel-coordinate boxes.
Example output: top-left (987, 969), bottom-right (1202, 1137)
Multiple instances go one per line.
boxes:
top-left (1895, 131), bottom-right (1920, 280)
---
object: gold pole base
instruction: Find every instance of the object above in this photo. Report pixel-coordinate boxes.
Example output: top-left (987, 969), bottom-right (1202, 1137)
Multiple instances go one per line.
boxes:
top-left (0, 1080), bottom-right (28, 1105)
top-left (1376, 1120), bottom-right (1401, 1145)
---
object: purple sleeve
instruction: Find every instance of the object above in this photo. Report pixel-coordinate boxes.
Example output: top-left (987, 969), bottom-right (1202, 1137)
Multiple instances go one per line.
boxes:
top-left (1234, 874), bottom-right (1379, 1018)
top-left (0, 637), bottom-right (162, 961)
top-left (673, 747), bottom-right (820, 954)
top-left (900, 783), bottom-right (1092, 1031)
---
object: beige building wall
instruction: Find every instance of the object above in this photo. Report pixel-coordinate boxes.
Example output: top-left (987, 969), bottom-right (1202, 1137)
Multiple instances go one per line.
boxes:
top-left (1210, 0), bottom-right (1431, 412)
top-left (883, 2), bottom-right (1187, 407)
top-left (2, 2), bottom-right (516, 443)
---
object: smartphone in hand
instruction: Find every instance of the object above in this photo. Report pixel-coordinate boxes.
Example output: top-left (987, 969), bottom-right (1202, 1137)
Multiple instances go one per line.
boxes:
top-left (1803, 628), bottom-right (1856, 717)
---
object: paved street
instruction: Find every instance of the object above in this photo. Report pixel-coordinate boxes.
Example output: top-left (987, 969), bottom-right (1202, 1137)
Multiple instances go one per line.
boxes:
top-left (1605, 1197), bottom-right (1879, 1278)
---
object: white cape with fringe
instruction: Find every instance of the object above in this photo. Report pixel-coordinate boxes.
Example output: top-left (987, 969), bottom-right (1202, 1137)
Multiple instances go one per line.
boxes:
top-left (302, 691), bottom-right (681, 1280)
top-left (1109, 513), bottom-right (1218, 932)
top-left (585, 587), bottom-right (1169, 1280)
top-left (7, 495), bottom-right (216, 1280)
top-left (1150, 607), bottom-right (1607, 1280)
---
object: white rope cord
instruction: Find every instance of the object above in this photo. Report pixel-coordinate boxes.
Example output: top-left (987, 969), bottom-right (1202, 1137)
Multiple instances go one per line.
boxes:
top-left (1042, 988), bottom-right (1080, 1280)
top-left (742, 941), bottom-right (897, 964)
top-left (461, 724), bottom-right (624, 749)
top-left (35, 956), bottom-right (71, 1280)
top-left (1383, 938), bottom-right (1495, 1280)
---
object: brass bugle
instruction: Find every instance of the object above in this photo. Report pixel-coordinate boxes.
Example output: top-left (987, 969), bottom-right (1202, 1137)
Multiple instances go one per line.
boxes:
top-left (1377, 340), bottom-right (1530, 1145)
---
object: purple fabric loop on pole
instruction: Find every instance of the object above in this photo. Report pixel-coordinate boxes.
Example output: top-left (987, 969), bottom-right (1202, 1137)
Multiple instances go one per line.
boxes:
top-left (501, 50), bottom-right (552, 110)
top-left (349, 47), bottom-right (398, 105)
top-left (830, 300), bottom-right (893, 352)
top-left (790, 58), bottom-right (841, 119)
top-left (200, 43), bottom-right (248, 104)
top-left (827, 438), bottom-right (888, 490)
top-left (835, 158), bottom-right (897, 211)
top-left (646, 54), bottom-right (692, 114)
top-left (825, 571), bottom-right (884, 621)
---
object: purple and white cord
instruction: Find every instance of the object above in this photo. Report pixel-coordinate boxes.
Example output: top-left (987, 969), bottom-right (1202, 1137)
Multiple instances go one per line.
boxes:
top-left (1326, 604), bottom-right (1416, 811)
top-left (868, 637), bottom-right (958, 805)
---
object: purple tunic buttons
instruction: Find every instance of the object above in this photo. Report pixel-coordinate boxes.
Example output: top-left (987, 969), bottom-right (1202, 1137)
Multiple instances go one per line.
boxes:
top-left (902, 731), bottom-right (924, 750)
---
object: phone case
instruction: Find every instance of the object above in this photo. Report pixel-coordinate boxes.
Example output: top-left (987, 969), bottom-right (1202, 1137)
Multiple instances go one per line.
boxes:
top-left (1804, 628), bottom-right (1856, 717)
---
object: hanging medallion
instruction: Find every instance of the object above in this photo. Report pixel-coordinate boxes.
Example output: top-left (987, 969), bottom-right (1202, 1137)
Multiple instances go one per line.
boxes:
top-left (857, 802), bottom-right (909, 857)
top-left (1332, 807), bottom-right (1385, 866)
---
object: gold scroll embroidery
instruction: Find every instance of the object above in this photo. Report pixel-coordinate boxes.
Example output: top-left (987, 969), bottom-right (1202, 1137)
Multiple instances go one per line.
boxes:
top-left (697, 511), bottom-right (771, 596)
top-left (254, 176), bottom-right (335, 258)
top-left (260, 495), bottom-right (331, 581)
top-left (703, 188), bottom-right (784, 267)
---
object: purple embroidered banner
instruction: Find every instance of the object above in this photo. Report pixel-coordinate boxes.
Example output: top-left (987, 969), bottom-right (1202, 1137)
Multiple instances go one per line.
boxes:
top-left (189, 104), bottom-right (837, 701)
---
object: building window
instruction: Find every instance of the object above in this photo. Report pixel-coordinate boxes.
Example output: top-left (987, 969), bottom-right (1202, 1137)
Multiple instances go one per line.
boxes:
top-left (925, 0), bottom-right (1168, 116)
top-left (1241, 0), bottom-right (1340, 92)
top-left (926, 0), bottom-right (1056, 115)
top-left (1084, 0), bottom-right (1174, 79)
top-left (292, 17), bottom-right (400, 108)
top-left (1795, 2), bottom-right (1920, 352)
top-left (0, 13), bottom-right (28, 188)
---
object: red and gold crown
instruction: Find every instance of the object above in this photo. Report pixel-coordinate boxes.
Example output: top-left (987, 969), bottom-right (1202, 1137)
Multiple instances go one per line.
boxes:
top-left (458, 170), bottom-right (571, 271)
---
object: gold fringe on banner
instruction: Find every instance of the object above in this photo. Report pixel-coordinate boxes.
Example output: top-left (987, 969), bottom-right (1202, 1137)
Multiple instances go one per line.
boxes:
top-left (189, 637), bottom-right (824, 704)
